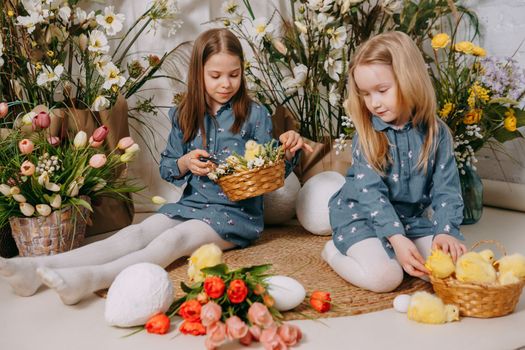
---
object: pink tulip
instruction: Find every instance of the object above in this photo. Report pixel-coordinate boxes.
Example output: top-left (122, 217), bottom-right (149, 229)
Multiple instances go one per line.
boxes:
top-left (277, 323), bottom-right (302, 346)
top-left (205, 321), bottom-right (227, 350)
top-left (89, 136), bottom-right (103, 148)
top-left (239, 331), bottom-right (254, 346)
top-left (117, 136), bottom-right (134, 150)
top-left (225, 316), bottom-right (249, 340)
top-left (249, 325), bottom-right (262, 341)
top-left (20, 160), bottom-right (36, 176)
top-left (248, 302), bottom-right (274, 329)
top-left (89, 154), bottom-right (107, 168)
top-left (92, 125), bottom-right (109, 142)
top-left (18, 139), bottom-right (34, 154)
top-left (200, 301), bottom-right (222, 327)
top-left (47, 136), bottom-right (60, 146)
top-left (260, 326), bottom-right (287, 350)
top-left (0, 102), bottom-right (8, 118)
top-left (32, 111), bottom-right (51, 129)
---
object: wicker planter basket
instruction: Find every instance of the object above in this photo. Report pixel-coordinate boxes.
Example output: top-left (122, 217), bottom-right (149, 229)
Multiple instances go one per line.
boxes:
top-left (430, 240), bottom-right (525, 318)
top-left (217, 160), bottom-right (285, 201)
top-left (9, 201), bottom-right (91, 257)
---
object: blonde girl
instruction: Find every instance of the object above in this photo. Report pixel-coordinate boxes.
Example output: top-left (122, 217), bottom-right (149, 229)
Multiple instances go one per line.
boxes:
top-left (323, 31), bottom-right (466, 292)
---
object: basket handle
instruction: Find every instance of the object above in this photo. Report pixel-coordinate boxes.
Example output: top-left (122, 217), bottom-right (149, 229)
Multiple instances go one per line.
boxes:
top-left (469, 239), bottom-right (506, 257)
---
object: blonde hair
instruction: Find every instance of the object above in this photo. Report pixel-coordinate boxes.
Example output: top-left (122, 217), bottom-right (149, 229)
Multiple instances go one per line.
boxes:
top-left (346, 31), bottom-right (438, 174)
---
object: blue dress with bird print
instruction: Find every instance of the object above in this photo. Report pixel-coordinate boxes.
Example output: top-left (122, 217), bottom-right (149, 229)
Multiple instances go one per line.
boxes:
top-left (158, 102), bottom-right (297, 248)
top-left (329, 116), bottom-right (464, 257)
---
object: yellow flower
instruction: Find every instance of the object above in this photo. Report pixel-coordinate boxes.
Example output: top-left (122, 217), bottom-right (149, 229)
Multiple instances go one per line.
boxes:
top-left (151, 196), bottom-right (166, 205)
top-left (472, 46), bottom-right (486, 57)
top-left (46, 50), bottom-right (55, 57)
top-left (439, 102), bottom-right (454, 119)
top-left (187, 243), bottom-right (223, 282)
top-left (431, 33), bottom-right (450, 50)
top-left (504, 109), bottom-right (517, 132)
top-left (463, 109), bottom-right (482, 125)
top-left (454, 41), bottom-right (475, 55)
top-left (467, 82), bottom-right (490, 108)
top-left (8, 10), bottom-right (14, 17)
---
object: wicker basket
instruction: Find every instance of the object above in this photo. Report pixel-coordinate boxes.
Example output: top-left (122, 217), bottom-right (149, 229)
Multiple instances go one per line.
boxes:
top-left (430, 240), bottom-right (525, 318)
top-left (9, 200), bottom-right (91, 257)
top-left (217, 160), bottom-right (285, 201)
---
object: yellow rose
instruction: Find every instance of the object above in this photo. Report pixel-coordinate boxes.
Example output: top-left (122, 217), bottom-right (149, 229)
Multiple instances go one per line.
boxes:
top-left (431, 33), bottom-right (450, 50)
top-left (454, 41), bottom-right (474, 55)
top-left (463, 109), bottom-right (482, 125)
top-left (504, 110), bottom-right (517, 132)
top-left (187, 243), bottom-right (223, 282)
top-left (472, 46), bottom-right (486, 57)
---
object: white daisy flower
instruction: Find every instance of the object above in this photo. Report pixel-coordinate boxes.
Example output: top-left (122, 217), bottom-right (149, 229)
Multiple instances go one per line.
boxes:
top-left (92, 95), bottom-right (110, 111)
top-left (253, 17), bottom-right (274, 41)
top-left (58, 5), bottom-right (71, 23)
top-left (88, 30), bottom-right (110, 54)
top-left (329, 26), bottom-right (347, 49)
top-left (101, 63), bottom-right (126, 90)
top-left (324, 55), bottom-right (343, 81)
top-left (96, 6), bottom-right (125, 36)
top-left (16, 11), bottom-right (44, 34)
top-left (94, 55), bottom-right (112, 74)
top-left (221, 0), bottom-right (239, 15)
top-left (36, 64), bottom-right (64, 86)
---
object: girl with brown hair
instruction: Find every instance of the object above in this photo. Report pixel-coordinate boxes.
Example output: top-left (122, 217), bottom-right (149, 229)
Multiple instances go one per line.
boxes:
top-left (0, 28), bottom-right (311, 304)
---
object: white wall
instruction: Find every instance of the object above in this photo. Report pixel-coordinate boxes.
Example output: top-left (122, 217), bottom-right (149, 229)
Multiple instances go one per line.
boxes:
top-left (111, 0), bottom-right (525, 211)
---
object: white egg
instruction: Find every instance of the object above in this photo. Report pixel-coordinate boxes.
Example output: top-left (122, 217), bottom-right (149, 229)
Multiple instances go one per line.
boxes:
top-left (393, 294), bottom-right (411, 313)
top-left (265, 275), bottom-right (306, 311)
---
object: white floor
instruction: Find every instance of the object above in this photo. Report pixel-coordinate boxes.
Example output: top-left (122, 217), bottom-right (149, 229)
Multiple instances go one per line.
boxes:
top-left (1, 207), bottom-right (525, 350)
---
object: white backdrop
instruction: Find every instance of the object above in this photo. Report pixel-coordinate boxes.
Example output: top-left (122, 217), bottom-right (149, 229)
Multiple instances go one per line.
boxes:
top-left (107, 0), bottom-right (525, 212)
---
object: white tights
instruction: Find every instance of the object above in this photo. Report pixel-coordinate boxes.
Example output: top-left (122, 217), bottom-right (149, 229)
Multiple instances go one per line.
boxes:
top-left (322, 235), bottom-right (433, 292)
top-left (0, 214), bottom-right (234, 304)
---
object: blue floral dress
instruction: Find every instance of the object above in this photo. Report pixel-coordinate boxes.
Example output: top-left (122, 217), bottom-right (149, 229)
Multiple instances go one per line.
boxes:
top-left (329, 116), bottom-right (464, 257)
top-left (158, 102), bottom-right (297, 247)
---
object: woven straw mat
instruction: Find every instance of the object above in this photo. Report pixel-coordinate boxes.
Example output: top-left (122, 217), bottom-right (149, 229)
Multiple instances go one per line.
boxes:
top-left (98, 225), bottom-right (431, 320)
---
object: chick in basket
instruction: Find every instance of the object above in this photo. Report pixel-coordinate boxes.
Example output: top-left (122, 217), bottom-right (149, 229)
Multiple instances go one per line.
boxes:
top-left (455, 251), bottom-right (497, 284)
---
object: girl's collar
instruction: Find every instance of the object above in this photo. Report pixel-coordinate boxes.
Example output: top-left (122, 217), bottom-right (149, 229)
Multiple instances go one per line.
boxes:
top-left (371, 115), bottom-right (413, 131)
top-left (208, 100), bottom-right (233, 118)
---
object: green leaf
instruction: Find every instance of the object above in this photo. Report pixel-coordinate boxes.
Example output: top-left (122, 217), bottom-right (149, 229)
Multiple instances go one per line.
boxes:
top-left (69, 197), bottom-right (93, 212)
top-left (493, 127), bottom-right (523, 143)
top-left (180, 282), bottom-right (194, 293)
top-left (244, 264), bottom-right (272, 276)
top-left (201, 263), bottom-right (229, 276)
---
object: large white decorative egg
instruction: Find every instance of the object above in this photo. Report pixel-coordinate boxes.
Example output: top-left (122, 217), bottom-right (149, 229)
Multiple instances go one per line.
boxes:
top-left (105, 263), bottom-right (174, 327)
top-left (393, 294), bottom-right (411, 313)
top-left (296, 171), bottom-right (345, 235)
top-left (264, 172), bottom-right (301, 225)
top-left (266, 275), bottom-right (306, 311)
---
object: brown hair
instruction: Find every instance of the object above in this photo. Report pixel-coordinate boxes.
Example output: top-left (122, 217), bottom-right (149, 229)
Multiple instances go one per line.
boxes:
top-left (178, 28), bottom-right (252, 145)
top-left (346, 31), bottom-right (438, 174)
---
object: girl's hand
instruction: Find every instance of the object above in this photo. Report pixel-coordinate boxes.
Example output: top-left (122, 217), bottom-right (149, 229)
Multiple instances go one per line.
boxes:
top-left (432, 234), bottom-right (467, 263)
top-left (181, 149), bottom-right (213, 176)
top-left (389, 234), bottom-right (429, 277)
top-left (278, 131), bottom-right (314, 157)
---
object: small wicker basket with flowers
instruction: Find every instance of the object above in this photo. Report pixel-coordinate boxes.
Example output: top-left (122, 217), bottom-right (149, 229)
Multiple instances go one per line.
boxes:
top-left (207, 140), bottom-right (285, 201)
top-left (427, 240), bottom-right (525, 318)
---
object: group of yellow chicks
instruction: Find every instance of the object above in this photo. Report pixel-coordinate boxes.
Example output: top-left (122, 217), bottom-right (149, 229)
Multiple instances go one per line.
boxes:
top-left (405, 249), bottom-right (525, 324)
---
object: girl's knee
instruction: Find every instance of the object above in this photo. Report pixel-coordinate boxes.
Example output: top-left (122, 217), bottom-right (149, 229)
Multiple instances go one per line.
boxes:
top-left (365, 262), bottom-right (404, 293)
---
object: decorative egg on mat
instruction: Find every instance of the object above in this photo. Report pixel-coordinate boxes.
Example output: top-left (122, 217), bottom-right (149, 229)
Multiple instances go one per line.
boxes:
top-left (393, 294), bottom-right (411, 313)
top-left (265, 275), bottom-right (306, 311)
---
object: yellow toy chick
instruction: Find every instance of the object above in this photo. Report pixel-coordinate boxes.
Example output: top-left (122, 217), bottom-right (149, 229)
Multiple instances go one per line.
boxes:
top-left (478, 249), bottom-right (495, 263)
top-left (498, 271), bottom-right (521, 285)
top-left (425, 249), bottom-right (455, 278)
top-left (187, 243), bottom-right (223, 283)
top-left (407, 292), bottom-right (459, 324)
top-left (455, 252), bottom-right (497, 284)
top-left (495, 253), bottom-right (525, 279)
top-left (244, 140), bottom-right (263, 161)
